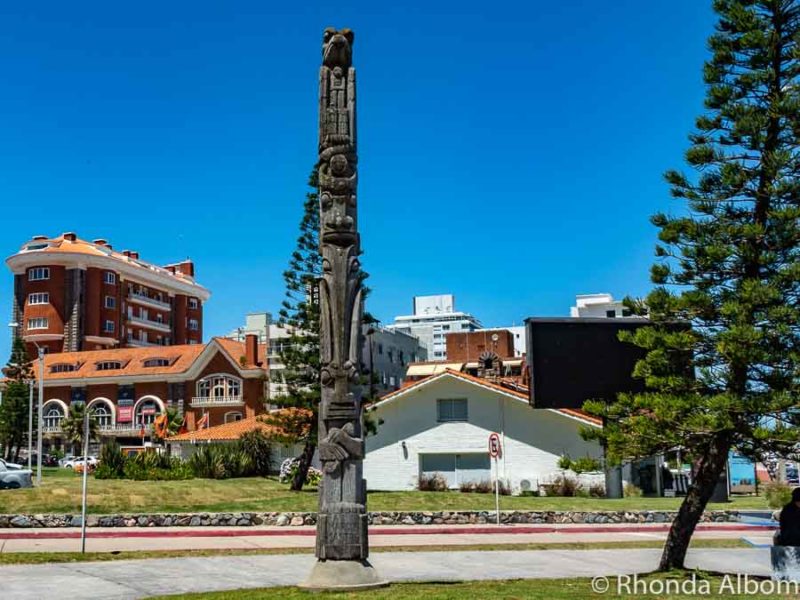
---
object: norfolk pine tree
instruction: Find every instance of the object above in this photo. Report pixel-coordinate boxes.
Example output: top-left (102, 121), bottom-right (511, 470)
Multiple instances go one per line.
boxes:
top-left (268, 170), bottom-right (376, 490)
top-left (0, 338), bottom-right (34, 462)
top-left (584, 0), bottom-right (800, 571)
top-left (268, 170), bottom-right (323, 491)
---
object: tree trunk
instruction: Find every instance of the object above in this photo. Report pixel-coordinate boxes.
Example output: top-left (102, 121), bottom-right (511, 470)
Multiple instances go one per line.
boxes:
top-left (659, 435), bottom-right (730, 570)
top-left (290, 440), bottom-right (316, 491)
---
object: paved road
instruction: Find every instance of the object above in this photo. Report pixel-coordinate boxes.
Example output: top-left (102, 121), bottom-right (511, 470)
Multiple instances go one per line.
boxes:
top-left (0, 523), bottom-right (773, 554)
top-left (0, 548), bottom-right (772, 600)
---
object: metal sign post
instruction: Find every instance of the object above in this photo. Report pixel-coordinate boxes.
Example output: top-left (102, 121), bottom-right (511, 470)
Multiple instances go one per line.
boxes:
top-left (80, 412), bottom-right (89, 553)
top-left (488, 432), bottom-right (502, 526)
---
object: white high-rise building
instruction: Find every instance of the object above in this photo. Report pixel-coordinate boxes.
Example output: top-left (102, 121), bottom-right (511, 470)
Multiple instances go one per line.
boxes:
top-left (570, 293), bottom-right (633, 318)
top-left (387, 294), bottom-right (482, 360)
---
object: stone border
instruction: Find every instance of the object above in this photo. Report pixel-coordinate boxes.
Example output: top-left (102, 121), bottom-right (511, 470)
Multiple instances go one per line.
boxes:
top-left (0, 510), bottom-right (740, 528)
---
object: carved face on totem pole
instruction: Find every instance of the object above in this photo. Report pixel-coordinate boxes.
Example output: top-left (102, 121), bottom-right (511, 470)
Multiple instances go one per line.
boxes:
top-left (317, 27), bottom-right (364, 475)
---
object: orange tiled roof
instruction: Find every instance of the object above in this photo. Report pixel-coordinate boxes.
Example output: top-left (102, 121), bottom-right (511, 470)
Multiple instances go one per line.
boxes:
top-left (166, 408), bottom-right (312, 442)
top-left (40, 337), bottom-right (265, 381)
top-left (13, 234), bottom-right (202, 284)
top-left (166, 415), bottom-right (271, 442)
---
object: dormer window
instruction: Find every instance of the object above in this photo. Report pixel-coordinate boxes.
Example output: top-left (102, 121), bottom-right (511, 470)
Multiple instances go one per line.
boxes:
top-left (50, 363), bottom-right (77, 374)
top-left (96, 361), bottom-right (123, 371)
top-left (143, 358), bottom-right (170, 368)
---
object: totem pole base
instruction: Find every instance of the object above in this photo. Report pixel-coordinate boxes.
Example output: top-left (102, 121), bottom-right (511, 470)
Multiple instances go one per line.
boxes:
top-left (299, 559), bottom-right (389, 591)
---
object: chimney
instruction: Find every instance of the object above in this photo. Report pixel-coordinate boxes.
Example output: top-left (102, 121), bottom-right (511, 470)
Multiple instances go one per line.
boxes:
top-left (93, 238), bottom-right (108, 247)
top-left (177, 260), bottom-right (195, 278)
top-left (63, 232), bottom-right (77, 242)
top-left (130, 251), bottom-right (139, 260)
top-left (245, 334), bottom-right (259, 366)
top-left (32, 235), bottom-right (48, 241)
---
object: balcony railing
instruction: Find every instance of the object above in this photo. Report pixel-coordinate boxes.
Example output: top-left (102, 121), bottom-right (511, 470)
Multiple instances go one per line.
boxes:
top-left (128, 291), bottom-right (172, 311)
top-left (42, 425), bottom-right (63, 434)
top-left (127, 338), bottom-right (162, 348)
top-left (190, 396), bottom-right (244, 407)
top-left (127, 315), bottom-right (171, 333)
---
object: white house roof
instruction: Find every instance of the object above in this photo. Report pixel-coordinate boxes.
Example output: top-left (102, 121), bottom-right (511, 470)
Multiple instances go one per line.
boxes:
top-left (371, 369), bottom-right (602, 428)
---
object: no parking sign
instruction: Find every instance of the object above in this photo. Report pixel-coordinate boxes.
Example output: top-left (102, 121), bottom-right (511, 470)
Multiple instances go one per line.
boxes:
top-left (488, 432), bottom-right (503, 525)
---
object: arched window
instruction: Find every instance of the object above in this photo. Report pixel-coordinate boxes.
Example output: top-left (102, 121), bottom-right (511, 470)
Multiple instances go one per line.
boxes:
top-left (89, 404), bottom-right (112, 427)
top-left (196, 375), bottom-right (241, 400)
top-left (143, 358), bottom-right (170, 368)
top-left (135, 399), bottom-right (161, 426)
top-left (43, 403), bottom-right (66, 429)
top-left (224, 411), bottom-right (243, 423)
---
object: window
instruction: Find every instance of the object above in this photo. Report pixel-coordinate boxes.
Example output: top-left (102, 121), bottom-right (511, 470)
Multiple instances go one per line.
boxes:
top-left (104, 271), bottom-right (116, 285)
top-left (27, 317), bottom-right (48, 330)
top-left (50, 363), bottom-right (77, 373)
top-left (197, 374), bottom-right (241, 399)
top-left (143, 358), bottom-right (170, 368)
top-left (43, 404), bottom-right (66, 429)
top-left (622, 309), bottom-right (633, 317)
top-left (606, 310), bottom-right (616, 318)
top-left (156, 314), bottom-right (163, 324)
top-left (437, 398), bottom-right (468, 422)
top-left (442, 325), bottom-right (450, 331)
top-left (188, 319), bottom-right (199, 331)
top-left (96, 361), bottom-right (122, 371)
top-left (28, 292), bottom-right (49, 305)
top-left (135, 399), bottom-right (160, 426)
top-left (103, 320), bottom-right (115, 333)
top-left (420, 453), bottom-right (490, 489)
top-left (89, 404), bottom-right (112, 427)
top-left (104, 296), bottom-right (116, 309)
top-left (224, 411), bottom-right (243, 423)
top-left (28, 267), bottom-right (50, 281)
top-left (377, 344), bottom-right (383, 355)
top-left (188, 298), bottom-right (199, 309)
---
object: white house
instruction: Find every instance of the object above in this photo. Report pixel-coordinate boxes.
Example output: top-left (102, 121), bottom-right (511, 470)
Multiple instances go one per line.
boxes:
top-left (364, 370), bottom-right (603, 493)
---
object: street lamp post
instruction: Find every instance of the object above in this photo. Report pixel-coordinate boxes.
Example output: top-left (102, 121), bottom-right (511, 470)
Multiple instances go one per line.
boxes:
top-left (36, 346), bottom-right (44, 486)
top-left (27, 381), bottom-right (33, 471)
top-left (9, 322), bottom-right (45, 485)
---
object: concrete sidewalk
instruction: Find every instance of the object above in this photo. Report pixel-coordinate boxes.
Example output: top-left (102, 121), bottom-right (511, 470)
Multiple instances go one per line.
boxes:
top-left (0, 523), bottom-right (773, 554)
top-left (0, 548), bottom-right (772, 600)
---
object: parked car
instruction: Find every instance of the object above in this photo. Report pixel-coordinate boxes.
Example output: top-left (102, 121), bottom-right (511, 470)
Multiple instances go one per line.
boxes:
top-left (37, 454), bottom-right (59, 467)
top-left (0, 459), bottom-right (22, 470)
top-left (58, 454), bottom-right (75, 468)
top-left (63, 456), bottom-right (98, 470)
top-left (0, 463), bottom-right (33, 489)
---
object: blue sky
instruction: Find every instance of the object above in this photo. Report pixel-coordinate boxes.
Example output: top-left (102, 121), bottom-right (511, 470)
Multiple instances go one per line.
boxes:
top-left (0, 1), bottom-right (716, 360)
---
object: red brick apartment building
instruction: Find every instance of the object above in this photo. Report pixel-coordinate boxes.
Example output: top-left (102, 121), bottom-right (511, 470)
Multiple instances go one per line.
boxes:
top-left (6, 233), bottom-right (210, 357)
top-left (38, 336), bottom-right (267, 452)
top-left (404, 329), bottom-right (527, 386)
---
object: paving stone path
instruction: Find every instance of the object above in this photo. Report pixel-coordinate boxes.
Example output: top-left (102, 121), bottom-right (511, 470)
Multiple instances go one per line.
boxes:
top-left (0, 548), bottom-right (771, 599)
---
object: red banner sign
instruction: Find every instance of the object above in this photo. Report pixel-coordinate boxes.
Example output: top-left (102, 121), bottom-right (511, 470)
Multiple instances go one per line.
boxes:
top-left (117, 407), bottom-right (133, 423)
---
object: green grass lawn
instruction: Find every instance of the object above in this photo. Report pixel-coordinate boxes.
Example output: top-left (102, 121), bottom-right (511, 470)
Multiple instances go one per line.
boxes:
top-left (0, 468), bottom-right (770, 515)
top-left (144, 574), bottom-right (796, 600)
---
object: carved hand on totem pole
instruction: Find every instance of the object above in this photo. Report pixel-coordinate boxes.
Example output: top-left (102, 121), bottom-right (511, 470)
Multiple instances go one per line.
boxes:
top-left (319, 422), bottom-right (364, 475)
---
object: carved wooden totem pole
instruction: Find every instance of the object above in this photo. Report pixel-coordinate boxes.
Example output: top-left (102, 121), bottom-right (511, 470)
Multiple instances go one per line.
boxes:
top-left (301, 27), bottom-right (386, 590)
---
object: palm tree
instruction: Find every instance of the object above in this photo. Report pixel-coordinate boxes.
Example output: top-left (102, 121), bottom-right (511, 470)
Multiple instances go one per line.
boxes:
top-left (61, 404), bottom-right (99, 456)
top-left (152, 407), bottom-right (183, 442)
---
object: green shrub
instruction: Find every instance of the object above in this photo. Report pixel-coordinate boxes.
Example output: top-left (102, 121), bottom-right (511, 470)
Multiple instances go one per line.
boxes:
top-left (624, 482), bottom-right (643, 498)
top-left (546, 474), bottom-right (583, 497)
top-left (121, 454), bottom-right (192, 481)
top-left (238, 430), bottom-right (273, 476)
top-left (96, 442), bottom-right (126, 479)
top-left (588, 481), bottom-right (607, 498)
top-left (417, 472), bottom-right (448, 492)
top-left (765, 482), bottom-right (793, 509)
top-left (189, 445), bottom-right (227, 479)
